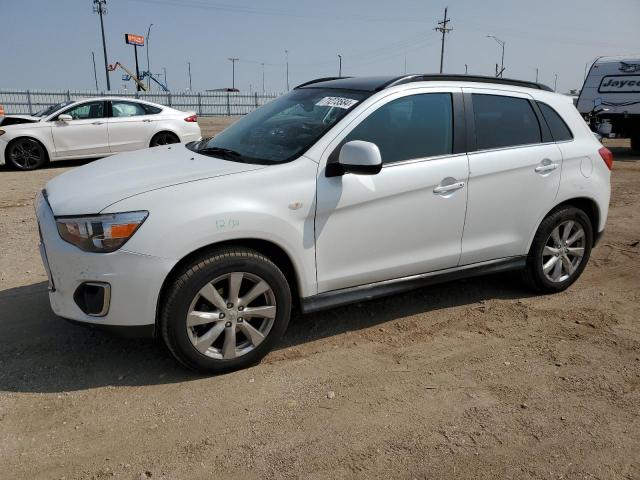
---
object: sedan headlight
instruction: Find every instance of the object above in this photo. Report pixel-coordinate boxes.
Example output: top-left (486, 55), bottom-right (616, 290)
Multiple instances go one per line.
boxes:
top-left (0, 129), bottom-right (5, 136)
top-left (56, 211), bottom-right (148, 253)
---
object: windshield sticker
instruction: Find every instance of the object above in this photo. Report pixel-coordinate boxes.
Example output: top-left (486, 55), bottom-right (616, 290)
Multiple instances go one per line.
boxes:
top-left (315, 97), bottom-right (359, 109)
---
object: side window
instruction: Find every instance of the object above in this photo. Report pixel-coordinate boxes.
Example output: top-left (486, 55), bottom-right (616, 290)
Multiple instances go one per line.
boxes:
top-left (61, 101), bottom-right (104, 120)
top-left (111, 101), bottom-right (147, 118)
top-left (472, 94), bottom-right (541, 150)
top-left (142, 104), bottom-right (162, 115)
top-left (537, 102), bottom-right (573, 141)
top-left (337, 93), bottom-right (453, 164)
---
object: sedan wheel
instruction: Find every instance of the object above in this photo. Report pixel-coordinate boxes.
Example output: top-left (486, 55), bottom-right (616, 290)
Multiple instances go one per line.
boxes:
top-left (7, 138), bottom-right (47, 170)
top-left (186, 272), bottom-right (277, 360)
top-left (150, 132), bottom-right (179, 147)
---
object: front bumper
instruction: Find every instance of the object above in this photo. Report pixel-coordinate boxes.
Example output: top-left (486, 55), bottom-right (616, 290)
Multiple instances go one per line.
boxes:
top-left (0, 137), bottom-right (8, 166)
top-left (35, 191), bottom-right (175, 332)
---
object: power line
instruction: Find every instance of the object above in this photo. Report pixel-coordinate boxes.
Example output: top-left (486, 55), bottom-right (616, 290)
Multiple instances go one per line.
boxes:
top-left (434, 7), bottom-right (452, 74)
top-left (93, 0), bottom-right (110, 90)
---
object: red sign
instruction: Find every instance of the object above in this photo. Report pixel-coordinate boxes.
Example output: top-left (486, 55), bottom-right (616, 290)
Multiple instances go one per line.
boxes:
top-left (125, 33), bottom-right (145, 46)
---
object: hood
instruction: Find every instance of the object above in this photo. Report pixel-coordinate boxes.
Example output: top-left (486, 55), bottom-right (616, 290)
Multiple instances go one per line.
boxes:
top-left (0, 115), bottom-right (41, 126)
top-left (45, 144), bottom-right (266, 215)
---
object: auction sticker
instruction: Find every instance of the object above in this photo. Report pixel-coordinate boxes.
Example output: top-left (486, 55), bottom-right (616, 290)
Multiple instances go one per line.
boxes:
top-left (316, 97), bottom-right (359, 109)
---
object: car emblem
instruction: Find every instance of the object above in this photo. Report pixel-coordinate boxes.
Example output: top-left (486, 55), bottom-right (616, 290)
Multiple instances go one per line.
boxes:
top-left (619, 61), bottom-right (640, 73)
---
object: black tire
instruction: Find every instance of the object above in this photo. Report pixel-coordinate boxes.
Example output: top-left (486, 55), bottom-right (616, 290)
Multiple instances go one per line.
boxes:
top-left (631, 132), bottom-right (640, 154)
top-left (150, 131), bottom-right (180, 147)
top-left (6, 137), bottom-right (49, 170)
top-left (523, 206), bottom-right (593, 293)
top-left (160, 247), bottom-right (292, 373)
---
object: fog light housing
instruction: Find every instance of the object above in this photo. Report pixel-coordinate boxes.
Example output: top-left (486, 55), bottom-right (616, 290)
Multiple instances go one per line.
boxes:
top-left (74, 282), bottom-right (111, 316)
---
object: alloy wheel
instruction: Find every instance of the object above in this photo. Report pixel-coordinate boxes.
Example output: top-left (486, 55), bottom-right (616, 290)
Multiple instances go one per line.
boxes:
top-left (186, 272), bottom-right (277, 360)
top-left (10, 139), bottom-right (44, 169)
top-left (541, 220), bottom-right (586, 283)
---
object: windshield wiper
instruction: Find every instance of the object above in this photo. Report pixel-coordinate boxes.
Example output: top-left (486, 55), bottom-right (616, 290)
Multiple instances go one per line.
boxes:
top-left (196, 146), bottom-right (248, 162)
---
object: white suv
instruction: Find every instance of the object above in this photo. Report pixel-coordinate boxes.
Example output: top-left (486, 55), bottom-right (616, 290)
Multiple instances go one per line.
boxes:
top-left (36, 75), bottom-right (612, 373)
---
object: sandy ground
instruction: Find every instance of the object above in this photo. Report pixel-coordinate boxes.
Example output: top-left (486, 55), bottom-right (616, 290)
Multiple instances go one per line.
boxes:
top-left (0, 120), bottom-right (638, 479)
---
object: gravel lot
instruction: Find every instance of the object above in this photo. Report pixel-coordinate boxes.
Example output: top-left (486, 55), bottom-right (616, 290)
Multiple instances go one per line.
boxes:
top-left (0, 118), bottom-right (638, 479)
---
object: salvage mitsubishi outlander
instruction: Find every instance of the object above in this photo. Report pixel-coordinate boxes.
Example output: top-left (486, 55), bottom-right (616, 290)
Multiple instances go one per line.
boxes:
top-left (36, 75), bottom-right (612, 373)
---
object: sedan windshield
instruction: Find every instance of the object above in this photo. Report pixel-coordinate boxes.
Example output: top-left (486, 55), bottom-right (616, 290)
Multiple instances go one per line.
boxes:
top-left (34, 100), bottom-right (75, 117)
top-left (188, 88), bottom-right (369, 164)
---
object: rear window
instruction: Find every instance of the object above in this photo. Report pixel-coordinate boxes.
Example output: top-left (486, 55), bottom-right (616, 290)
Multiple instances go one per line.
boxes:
top-left (472, 94), bottom-right (542, 150)
top-left (142, 104), bottom-right (162, 114)
top-left (537, 102), bottom-right (573, 142)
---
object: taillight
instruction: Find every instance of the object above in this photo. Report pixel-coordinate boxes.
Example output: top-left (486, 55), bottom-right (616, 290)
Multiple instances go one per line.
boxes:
top-left (598, 146), bottom-right (614, 170)
top-left (184, 114), bottom-right (197, 123)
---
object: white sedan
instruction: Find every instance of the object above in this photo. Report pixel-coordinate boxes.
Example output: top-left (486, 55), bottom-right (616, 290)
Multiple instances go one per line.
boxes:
top-left (0, 97), bottom-right (201, 170)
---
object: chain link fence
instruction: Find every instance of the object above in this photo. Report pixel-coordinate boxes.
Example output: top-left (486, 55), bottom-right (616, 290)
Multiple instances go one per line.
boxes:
top-left (0, 89), bottom-right (282, 116)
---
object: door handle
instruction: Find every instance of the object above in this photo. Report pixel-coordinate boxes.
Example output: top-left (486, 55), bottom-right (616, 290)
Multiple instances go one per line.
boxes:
top-left (433, 181), bottom-right (465, 195)
top-left (534, 159), bottom-right (558, 173)
top-left (142, 119), bottom-right (153, 122)
top-left (91, 121), bottom-right (104, 125)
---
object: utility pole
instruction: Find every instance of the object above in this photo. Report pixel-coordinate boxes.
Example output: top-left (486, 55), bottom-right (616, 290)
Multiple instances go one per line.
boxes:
top-left (91, 51), bottom-right (99, 90)
top-left (536, 67), bottom-right (539, 83)
top-left (187, 62), bottom-right (192, 90)
top-left (338, 54), bottom-right (342, 77)
top-left (554, 73), bottom-right (558, 91)
top-left (228, 58), bottom-right (239, 90)
top-left (465, 63), bottom-right (468, 74)
top-left (163, 67), bottom-right (167, 90)
top-left (93, 0), bottom-right (110, 90)
top-left (261, 62), bottom-right (265, 93)
top-left (146, 24), bottom-right (153, 90)
top-left (487, 35), bottom-right (505, 77)
top-left (434, 7), bottom-right (452, 74)
top-left (285, 50), bottom-right (290, 90)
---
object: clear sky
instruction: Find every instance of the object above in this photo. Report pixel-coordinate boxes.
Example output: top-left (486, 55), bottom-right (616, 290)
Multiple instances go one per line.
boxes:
top-left (1, 0), bottom-right (639, 94)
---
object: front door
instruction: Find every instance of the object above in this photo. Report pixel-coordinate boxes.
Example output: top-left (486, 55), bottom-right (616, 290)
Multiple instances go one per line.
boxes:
top-left (460, 89), bottom-right (563, 264)
top-left (50, 100), bottom-right (109, 157)
top-left (314, 90), bottom-right (469, 293)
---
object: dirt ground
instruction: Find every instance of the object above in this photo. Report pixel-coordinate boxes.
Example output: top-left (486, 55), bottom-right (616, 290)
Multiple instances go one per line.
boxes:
top-left (0, 119), bottom-right (638, 479)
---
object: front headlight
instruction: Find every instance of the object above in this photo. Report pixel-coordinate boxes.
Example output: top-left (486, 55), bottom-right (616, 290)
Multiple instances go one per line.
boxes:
top-left (55, 211), bottom-right (148, 253)
top-left (0, 129), bottom-right (5, 136)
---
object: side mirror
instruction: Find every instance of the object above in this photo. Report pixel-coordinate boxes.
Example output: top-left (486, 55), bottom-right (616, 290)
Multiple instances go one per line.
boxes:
top-left (326, 140), bottom-right (382, 177)
top-left (57, 114), bottom-right (73, 122)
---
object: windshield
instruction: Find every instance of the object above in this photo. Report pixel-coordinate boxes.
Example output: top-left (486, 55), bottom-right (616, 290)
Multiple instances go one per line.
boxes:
top-left (188, 88), bottom-right (369, 164)
top-left (34, 100), bottom-right (75, 117)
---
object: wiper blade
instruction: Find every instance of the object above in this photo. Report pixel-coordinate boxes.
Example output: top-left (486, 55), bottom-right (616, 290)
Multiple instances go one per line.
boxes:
top-left (197, 146), bottom-right (246, 161)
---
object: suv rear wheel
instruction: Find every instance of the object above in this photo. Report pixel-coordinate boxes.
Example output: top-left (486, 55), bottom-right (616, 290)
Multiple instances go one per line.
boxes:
top-left (160, 247), bottom-right (292, 373)
top-left (523, 206), bottom-right (593, 293)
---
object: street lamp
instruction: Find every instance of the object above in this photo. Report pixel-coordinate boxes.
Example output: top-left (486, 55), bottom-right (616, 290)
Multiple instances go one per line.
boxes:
top-left (285, 50), bottom-right (289, 91)
top-left (187, 62), bottom-right (192, 91)
top-left (487, 35), bottom-right (505, 78)
top-left (146, 23), bottom-right (153, 90)
top-left (338, 54), bottom-right (342, 77)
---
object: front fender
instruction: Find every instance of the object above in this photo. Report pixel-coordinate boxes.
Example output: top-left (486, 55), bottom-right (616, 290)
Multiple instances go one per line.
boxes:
top-left (102, 158), bottom-right (319, 296)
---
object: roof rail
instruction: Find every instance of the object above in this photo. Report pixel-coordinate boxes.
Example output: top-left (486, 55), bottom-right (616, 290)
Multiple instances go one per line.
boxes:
top-left (294, 77), bottom-right (351, 89)
top-left (384, 74), bottom-right (553, 91)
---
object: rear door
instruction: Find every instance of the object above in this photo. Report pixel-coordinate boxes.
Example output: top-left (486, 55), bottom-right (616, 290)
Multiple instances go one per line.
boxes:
top-left (107, 100), bottom-right (155, 152)
top-left (460, 89), bottom-right (563, 264)
top-left (50, 101), bottom-right (109, 157)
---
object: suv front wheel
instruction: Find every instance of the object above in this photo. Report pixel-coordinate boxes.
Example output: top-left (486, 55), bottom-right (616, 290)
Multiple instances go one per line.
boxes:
top-left (524, 206), bottom-right (593, 293)
top-left (160, 247), bottom-right (292, 373)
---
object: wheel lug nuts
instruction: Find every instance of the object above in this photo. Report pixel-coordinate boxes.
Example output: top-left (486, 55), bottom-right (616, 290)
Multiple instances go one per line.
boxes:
top-left (227, 303), bottom-right (233, 309)
top-left (219, 313), bottom-right (225, 319)
top-left (238, 306), bottom-right (244, 311)
top-left (225, 321), bottom-right (232, 327)
top-left (238, 317), bottom-right (243, 323)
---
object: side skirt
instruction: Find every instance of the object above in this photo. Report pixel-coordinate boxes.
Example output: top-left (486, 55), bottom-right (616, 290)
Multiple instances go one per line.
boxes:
top-left (301, 256), bottom-right (527, 314)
